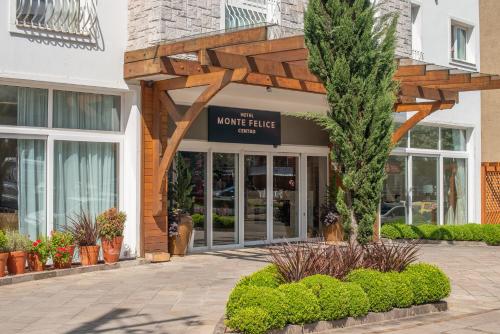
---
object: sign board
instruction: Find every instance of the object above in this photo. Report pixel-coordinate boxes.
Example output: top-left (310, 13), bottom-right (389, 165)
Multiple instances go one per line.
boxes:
top-left (208, 106), bottom-right (281, 145)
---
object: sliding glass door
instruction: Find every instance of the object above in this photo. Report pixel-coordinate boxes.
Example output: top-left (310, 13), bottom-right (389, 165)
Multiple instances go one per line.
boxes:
top-left (244, 155), bottom-right (267, 243)
top-left (273, 156), bottom-right (299, 239)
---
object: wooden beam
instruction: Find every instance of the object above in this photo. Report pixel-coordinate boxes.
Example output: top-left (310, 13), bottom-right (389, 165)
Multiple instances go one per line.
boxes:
top-left (394, 100), bottom-right (455, 113)
top-left (392, 101), bottom-right (454, 144)
top-left (213, 35), bottom-right (306, 56)
top-left (125, 26), bottom-right (268, 63)
top-left (395, 70), bottom-right (449, 82)
top-left (423, 76), bottom-right (500, 91)
top-left (399, 84), bottom-right (459, 102)
top-left (152, 70), bottom-right (246, 216)
top-left (158, 92), bottom-right (183, 123)
top-left (253, 49), bottom-right (309, 62)
top-left (156, 68), bottom-right (248, 91)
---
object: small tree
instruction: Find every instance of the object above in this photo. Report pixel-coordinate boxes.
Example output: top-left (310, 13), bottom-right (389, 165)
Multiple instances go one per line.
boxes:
top-left (169, 153), bottom-right (194, 213)
top-left (303, 0), bottom-right (398, 244)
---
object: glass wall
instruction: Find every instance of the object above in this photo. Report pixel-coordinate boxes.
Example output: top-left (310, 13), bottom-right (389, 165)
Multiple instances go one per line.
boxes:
top-left (244, 155), bottom-right (267, 242)
top-left (0, 84), bottom-right (122, 238)
top-left (383, 125), bottom-right (469, 226)
top-left (212, 153), bottom-right (238, 245)
top-left (381, 156), bottom-right (407, 225)
top-left (273, 156), bottom-right (299, 239)
top-left (0, 138), bottom-right (46, 238)
top-left (306, 156), bottom-right (327, 237)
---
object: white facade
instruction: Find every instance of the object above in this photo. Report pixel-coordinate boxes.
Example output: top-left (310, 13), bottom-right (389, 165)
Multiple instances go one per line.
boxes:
top-left (0, 0), bottom-right (141, 257)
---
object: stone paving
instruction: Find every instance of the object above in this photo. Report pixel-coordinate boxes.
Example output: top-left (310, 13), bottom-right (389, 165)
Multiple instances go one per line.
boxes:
top-left (0, 244), bottom-right (499, 333)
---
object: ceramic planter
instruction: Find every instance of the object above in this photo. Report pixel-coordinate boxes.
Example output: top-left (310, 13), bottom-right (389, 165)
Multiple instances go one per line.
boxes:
top-left (80, 245), bottom-right (100, 266)
top-left (102, 236), bottom-right (123, 264)
top-left (53, 246), bottom-right (75, 269)
top-left (323, 223), bottom-right (344, 242)
top-left (7, 251), bottom-right (26, 275)
top-left (27, 252), bottom-right (46, 272)
top-left (168, 215), bottom-right (193, 256)
top-left (0, 252), bottom-right (8, 277)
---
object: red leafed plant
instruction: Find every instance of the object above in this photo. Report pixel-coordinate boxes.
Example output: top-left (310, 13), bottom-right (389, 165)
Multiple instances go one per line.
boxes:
top-left (362, 241), bottom-right (420, 272)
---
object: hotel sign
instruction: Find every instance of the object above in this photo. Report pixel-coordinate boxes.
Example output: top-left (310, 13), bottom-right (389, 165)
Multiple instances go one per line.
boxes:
top-left (208, 106), bottom-right (281, 145)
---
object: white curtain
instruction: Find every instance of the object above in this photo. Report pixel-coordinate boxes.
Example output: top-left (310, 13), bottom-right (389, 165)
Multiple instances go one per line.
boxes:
top-left (53, 91), bottom-right (120, 131)
top-left (445, 158), bottom-right (467, 225)
top-left (53, 141), bottom-right (117, 230)
top-left (18, 139), bottom-right (46, 239)
top-left (17, 87), bottom-right (48, 127)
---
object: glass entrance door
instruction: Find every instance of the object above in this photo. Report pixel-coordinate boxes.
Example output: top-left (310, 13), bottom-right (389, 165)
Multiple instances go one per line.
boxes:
top-left (243, 155), bottom-right (268, 243)
top-left (273, 156), bottom-right (299, 239)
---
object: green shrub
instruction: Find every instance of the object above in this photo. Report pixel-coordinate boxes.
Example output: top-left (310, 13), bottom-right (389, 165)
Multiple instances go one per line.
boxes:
top-left (300, 274), bottom-right (341, 296)
top-left (226, 307), bottom-right (272, 334)
top-left (226, 286), bottom-right (288, 329)
top-left (381, 224), bottom-right (402, 239)
top-left (317, 281), bottom-right (369, 320)
top-left (384, 272), bottom-right (414, 308)
top-left (0, 230), bottom-right (7, 252)
top-left (278, 283), bottom-right (320, 324)
top-left (346, 269), bottom-right (396, 312)
top-left (481, 225), bottom-right (500, 246)
top-left (403, 263), bottom-right (451, 304)
top-left (4, 230), bottom-right (31, 252)
top-left (343, 282), bottom-right (370, 317)
top-left (236, 264), bottom-right (282, 289)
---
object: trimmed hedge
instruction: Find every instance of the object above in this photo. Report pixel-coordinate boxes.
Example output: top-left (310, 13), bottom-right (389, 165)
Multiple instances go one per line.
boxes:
top-left (381, 223), bottom-right (500, 245)
top-left (226, 263), bottom-right (450, 333)
top-left (235, 264), bottom-right (282, 289)
top-left (346, 269), bottom-right (396, 312)
top-left (278, 283), bottom-right (320, 324)
top-left (403, 263), bottom-right (451, 305)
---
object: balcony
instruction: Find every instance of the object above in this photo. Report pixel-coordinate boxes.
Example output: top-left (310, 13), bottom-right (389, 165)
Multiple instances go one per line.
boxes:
top-left (224, 0), bottom-right (280, 29)
top-left (15, 0), bottom-right (98, 36)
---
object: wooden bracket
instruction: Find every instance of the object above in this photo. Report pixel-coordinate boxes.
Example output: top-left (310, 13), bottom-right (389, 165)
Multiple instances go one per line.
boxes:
top-left (392, 100), bottom-right (455, 145)
top-left (151, 69), bottom-right (248, 216)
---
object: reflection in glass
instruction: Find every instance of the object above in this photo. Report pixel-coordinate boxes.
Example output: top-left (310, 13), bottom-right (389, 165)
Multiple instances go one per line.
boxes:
top-left (273, 156), bottom-right (299, 239)
top-left (444, 158), bottom-right (467, 225)
top-left (244, 155), bottom-right (267, 242)
top-left (394, 122), bottom-right (408, 148)
top-left (410, 125), bottom-right (439, 150)
top-left (171, 151), bottom-right (207, 248)
top-left (441, 128), bottom-right (466, 151)
top-left (382, 156), bottom-right (407, 225)
top-left (212, 153), bottom-right (238, 245)
top-left (0, 85), bottom-right (48, 127)
top-left (307, 156), bottom-right (327, 237)
top-left (0, 138), bottom-right (46, 237)
top-left (412, 156), bottom-right (438, 225)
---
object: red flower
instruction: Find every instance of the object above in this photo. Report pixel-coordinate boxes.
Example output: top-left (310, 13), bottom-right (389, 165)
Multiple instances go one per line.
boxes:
top-left (55, 253), bottom-right (61, 257)
top-left (32, 242), bottom-right (38, 247)
top-left (36, 239), bottom-right (41, 243)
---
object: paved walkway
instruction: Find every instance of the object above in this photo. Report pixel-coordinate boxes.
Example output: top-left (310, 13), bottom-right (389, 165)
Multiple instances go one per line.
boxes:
top-left (0, 244), bottom-right (500, 333)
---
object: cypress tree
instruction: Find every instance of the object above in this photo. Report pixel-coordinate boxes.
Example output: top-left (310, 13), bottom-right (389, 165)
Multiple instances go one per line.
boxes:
top-left (303, 0), bottom-right (398, 244)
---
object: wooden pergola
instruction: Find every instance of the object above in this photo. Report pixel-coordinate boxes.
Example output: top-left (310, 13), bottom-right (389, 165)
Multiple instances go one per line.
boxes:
top-left (124, 26), bottom-right (500, 258)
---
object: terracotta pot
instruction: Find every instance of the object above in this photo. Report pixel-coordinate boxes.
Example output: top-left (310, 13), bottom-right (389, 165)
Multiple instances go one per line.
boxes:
top-left (27, 252), bottom-right (46, 272)
top-left (323, 223), bottom-right (344, 242)
top-left (53, 246), bottom-right (75, 269)
top-left (7, 251), bottom-right (26, 275)
top-left (80, 245), bottom-right (100, 266)
top-left (0, 252), bottom-right (8, 277)
top-left (101, 236), bottom-right (123, 264)
top-left (168, 215), bottom-right (193, 256)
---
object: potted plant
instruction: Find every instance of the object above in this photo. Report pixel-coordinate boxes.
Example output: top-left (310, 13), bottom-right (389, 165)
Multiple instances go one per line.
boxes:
top-left (97, 208), bottom-right (126, 264)
top-left (67, 212), bottom-right (100, 266)
top-left (27, 237), bottom-right (50, 272)
top-left (5, 230), bottom-right (31, 275)
top-left (0, 230), bottom-right (8, 277)
top-left (50, 230), bottom-right (75, 269)
top-left (168, 154), bottom-right (194, 256)
top-left (321, 181), bottom-right (343, 242)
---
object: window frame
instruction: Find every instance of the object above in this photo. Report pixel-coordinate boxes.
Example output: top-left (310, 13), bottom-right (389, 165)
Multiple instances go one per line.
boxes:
top-left (449, 18), bottom-right (476, 69)
top-left (0, 79), bottom-right (124, 237)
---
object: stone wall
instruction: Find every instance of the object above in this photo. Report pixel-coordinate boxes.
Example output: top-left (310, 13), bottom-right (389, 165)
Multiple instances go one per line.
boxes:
top-left (127, 0), bottom-right (411, 57)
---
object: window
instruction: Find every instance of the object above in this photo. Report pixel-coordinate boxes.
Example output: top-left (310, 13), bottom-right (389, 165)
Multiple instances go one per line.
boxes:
top-left (223, 0), bottom-right (280, 30)
top-left (441, 128), bottom-right (466, 151)
top-left (411, 3), bottom-right (423, 60)
top-left (53, 141), bottom-right (118, 230)
top-left (451, 22), bottom-right (474, 64)
top-left (410, 125), bottom-right (439, 150)
top-left (0, 138), bottom-right (46, 238)
top-left (15, 0), bottom-right (97, 35)
top-left (53, 91), bottom-right (121, 132)
top-left (0, 84), bottom-right (48, 127)
top-left (443, 158), bottom-right (467, 225)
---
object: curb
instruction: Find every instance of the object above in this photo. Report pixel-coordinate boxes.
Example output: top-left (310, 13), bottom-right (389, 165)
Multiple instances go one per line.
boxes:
top-left (381, 238), bottom-right (489, 246)
top-left (0, 258), bottom-right (149, 286)
top-left (214, 301), bottom-right (448, 334)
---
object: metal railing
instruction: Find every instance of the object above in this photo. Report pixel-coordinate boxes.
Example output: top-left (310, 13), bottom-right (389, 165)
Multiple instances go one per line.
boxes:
top-left (411, 49), bottom-right (424, 61)
top-left (15, 0), bottom-right (98, 36)
top-left (224, 0), bottom-right (280, 29)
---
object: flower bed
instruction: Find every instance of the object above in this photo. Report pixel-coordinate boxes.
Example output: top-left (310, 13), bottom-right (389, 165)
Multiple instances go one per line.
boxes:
top-left (381, 223), bottom-right (500, 246)
top-left (224, 242), bottom-right (451, 334)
